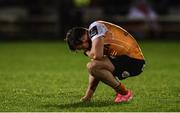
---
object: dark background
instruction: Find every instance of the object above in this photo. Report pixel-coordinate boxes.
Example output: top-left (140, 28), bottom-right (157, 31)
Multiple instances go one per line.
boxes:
top-left (0, 0), bottom-right (180, 40)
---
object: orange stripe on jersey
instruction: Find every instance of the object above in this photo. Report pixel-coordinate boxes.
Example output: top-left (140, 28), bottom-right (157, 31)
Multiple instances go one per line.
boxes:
top-left (97, 20), bottom-right (144, 60)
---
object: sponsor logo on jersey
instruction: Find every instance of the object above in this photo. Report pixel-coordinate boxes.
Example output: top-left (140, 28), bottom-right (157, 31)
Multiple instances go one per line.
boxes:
top-left (89, 26), bottom-right (98, 38)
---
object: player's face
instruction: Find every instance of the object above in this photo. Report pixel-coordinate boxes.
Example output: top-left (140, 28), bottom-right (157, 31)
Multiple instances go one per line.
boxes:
top-left (76, 33), bottom-right (90, 51)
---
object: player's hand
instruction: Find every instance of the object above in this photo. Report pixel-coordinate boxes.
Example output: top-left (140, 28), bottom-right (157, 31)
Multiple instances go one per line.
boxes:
top-left (80, 96), bottom-right (91, 102)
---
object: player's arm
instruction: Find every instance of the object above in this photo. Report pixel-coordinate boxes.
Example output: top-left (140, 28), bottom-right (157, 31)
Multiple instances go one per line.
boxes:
top-left (85, 37), bottom-right (104, 60)
top-left (85, 22), bottom-right (107, 60)
top-left (80, 74), bottom-right (99, 102)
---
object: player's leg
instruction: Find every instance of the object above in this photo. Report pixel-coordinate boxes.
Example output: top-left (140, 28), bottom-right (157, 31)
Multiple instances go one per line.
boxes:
top-left (86, 56), bottom-right (128, 95)
top-left (110, 55), bottom-right (145, 102)
top-left (80, 74), bottom-right (99, 102)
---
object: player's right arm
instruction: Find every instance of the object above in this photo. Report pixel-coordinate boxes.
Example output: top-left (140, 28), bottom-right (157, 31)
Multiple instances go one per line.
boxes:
top-left (85, 37), bottom-right (104, 60)
top-left (86, 21), bottom-right (108, 60)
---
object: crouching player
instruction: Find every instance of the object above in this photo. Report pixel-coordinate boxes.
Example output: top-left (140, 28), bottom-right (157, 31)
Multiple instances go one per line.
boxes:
top-left (65, 20), bottom-right (145, 103)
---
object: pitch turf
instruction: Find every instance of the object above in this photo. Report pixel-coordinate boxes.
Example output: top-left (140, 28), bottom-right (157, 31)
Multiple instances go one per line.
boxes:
top-left (0, 41), bottom-right (179, 112)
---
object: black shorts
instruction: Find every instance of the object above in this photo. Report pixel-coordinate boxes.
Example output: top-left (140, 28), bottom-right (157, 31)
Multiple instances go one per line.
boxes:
top-left (109, 55), bottom-right (145, 80)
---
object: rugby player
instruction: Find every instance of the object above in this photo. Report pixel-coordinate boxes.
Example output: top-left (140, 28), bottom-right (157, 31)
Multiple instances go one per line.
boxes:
top-left (65, 20), bottom-right (145, 103)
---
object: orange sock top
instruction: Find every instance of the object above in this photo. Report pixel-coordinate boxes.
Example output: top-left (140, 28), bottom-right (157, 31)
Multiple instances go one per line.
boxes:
top-left (115, 83), bottom-right (128, 95)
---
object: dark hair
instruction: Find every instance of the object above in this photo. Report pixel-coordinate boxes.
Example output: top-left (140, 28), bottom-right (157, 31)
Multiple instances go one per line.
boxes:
top-left (65, 27), bottom-right (87, 51)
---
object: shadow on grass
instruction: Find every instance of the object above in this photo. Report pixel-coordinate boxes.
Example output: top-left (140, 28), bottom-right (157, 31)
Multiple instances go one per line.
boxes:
top-left (42, 100), bottom-right (128, 109)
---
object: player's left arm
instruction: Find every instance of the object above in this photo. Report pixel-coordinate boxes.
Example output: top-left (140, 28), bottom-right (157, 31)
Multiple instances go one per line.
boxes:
top-left (80, 74), bottom-right (99, 102)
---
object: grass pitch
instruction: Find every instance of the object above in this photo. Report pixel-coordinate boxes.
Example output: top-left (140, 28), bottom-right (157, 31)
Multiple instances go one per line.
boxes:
top-left (0, 40), bottom-right (180, 112)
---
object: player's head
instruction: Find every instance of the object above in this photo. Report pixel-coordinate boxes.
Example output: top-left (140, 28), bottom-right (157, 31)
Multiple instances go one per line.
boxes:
top-left (65, 27), bottom-right (91, 51)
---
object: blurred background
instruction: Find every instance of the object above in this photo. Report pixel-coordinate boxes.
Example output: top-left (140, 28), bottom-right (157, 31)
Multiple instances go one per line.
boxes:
top-left (0, 0), bottom-right (180, 40)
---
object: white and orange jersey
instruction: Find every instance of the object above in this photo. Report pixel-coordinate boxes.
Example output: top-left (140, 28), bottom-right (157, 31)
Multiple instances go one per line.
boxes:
top-left (88, 20), bottom-right (144, 60)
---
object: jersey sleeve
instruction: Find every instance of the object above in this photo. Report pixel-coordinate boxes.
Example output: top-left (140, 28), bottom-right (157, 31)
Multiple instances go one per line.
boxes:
top-left (88, 22), bottom-right (108, 41)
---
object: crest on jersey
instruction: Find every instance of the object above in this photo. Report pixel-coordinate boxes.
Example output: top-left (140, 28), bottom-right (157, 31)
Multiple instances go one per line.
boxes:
top-left (89, 26), bottom-right (98, 38)
top-left (122, 71), bottom-right (130, 78)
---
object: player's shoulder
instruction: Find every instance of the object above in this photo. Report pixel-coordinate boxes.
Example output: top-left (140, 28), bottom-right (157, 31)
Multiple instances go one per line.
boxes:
top-left (89, 20), bottom-right (103, 29)
top-left (88, 20), bottom-right (108, 33)
top-left (89, 20), bottom-right (121, 30)
top-left (88, 20), bottom-right (108, 41)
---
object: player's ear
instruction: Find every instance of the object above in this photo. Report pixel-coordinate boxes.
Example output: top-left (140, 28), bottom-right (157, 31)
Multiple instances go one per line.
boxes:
top-left (64, 28), bottom-right (73, 41)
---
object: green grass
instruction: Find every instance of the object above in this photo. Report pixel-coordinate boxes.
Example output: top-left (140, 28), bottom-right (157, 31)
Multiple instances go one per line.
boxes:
top-left (0, 41), bottom-right (180, 112)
